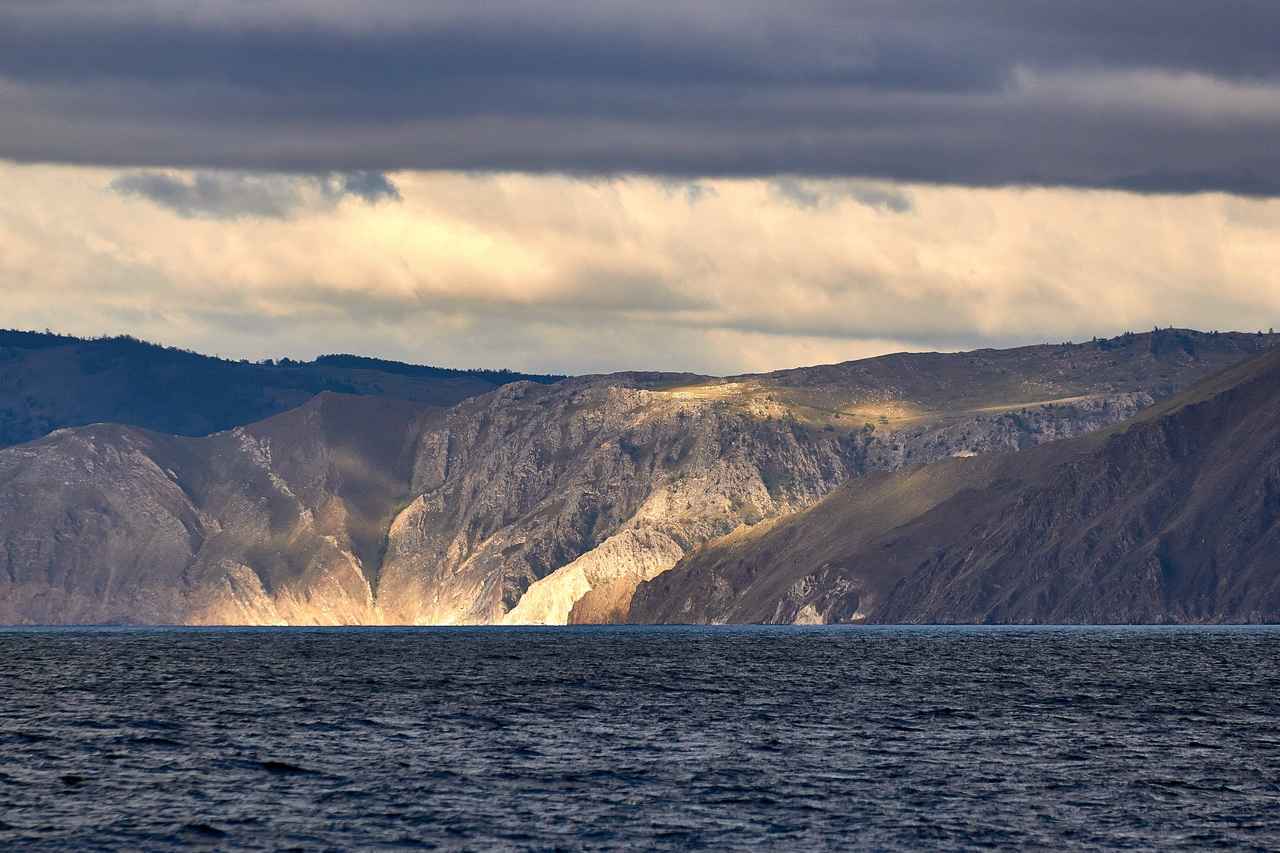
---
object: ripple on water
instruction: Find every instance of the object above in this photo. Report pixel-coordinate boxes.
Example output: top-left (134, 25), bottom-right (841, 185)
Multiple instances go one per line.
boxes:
top-left (0, 625), bottom-right (1278, 851)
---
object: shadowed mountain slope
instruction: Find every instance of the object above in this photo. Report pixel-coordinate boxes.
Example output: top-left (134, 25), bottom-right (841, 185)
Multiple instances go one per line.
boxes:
top-left (626, 344), bottom-right (1280, 625)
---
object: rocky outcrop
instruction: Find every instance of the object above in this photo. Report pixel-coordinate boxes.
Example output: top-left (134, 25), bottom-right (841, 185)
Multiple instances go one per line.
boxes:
top-left (629, 344), bottom-right (1280, 625)
top-left (0, 330), bottom-right (1275, 625)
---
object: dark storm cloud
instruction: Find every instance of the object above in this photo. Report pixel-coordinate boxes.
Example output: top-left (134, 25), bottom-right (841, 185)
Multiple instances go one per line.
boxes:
top-left (2, 1), bottom-right (1279, 193)
top-left (109, 170), bottom-right (401, 219)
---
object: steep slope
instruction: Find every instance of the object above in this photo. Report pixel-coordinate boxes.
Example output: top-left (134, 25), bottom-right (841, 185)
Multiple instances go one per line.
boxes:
top-left (627, 344), bottom-right (1280, 625)
top-left (0, 330), bottom-right (1275, 625)
top-left (0, 329), bottom-right (563, 448)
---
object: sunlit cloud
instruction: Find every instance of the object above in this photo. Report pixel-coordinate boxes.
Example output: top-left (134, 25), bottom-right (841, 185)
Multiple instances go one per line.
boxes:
top-left (1, 162), bottom-right (1277, 374)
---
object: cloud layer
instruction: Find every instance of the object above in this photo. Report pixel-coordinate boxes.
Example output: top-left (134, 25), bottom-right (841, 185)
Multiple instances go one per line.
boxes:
top-left (2, 1), bottom-right (1279, 193)
top-left (2, 164), bottom-right (1277, 375)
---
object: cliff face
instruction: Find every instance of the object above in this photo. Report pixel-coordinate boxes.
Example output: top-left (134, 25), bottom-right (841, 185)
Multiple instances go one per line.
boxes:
top-left (628, 345), bottom-right (1280, 625)
top-left (0, 425), bottom-right (209, 624)
top-left (375, 378), bottom-right (866, 624)
top-left (0, 393), bottom-right (428, 624)
top-left (0, 330), bottom-right (1274, 625)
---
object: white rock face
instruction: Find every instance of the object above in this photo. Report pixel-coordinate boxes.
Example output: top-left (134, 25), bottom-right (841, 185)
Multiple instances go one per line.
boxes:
top-left (502, 527), bottom-right (687, 625)
top-left (501, 565), bottom-right (591, 626)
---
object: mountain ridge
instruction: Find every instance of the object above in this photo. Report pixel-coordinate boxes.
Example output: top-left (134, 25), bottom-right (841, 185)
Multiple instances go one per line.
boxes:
top-left (0, 328), bottom-right (1276, 625)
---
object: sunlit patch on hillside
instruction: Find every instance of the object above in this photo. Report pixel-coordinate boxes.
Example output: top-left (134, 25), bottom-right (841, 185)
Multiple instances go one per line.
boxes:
top-left (661, 381), bottom-right (748, 400)
top-left (655, 380), bottom-right (932, 428)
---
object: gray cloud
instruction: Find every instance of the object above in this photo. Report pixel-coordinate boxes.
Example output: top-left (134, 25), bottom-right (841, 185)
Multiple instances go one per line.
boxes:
top-left (771, 178), bottom-right (913, 213)
top-left (2, 2), bottom-right (1279, 193)
top-left (335, 172), bottom-right (402, 205)
top-left (109, 170), bottom-right (401, 219)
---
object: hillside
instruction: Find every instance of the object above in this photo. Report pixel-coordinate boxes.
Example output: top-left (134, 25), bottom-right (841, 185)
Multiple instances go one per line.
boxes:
top-left (0, 330), bottom-right (564, 448)
top-left (625, 343), bottom-right (1280, 625)
top-left (0, 329), bottom-right (1275, 625)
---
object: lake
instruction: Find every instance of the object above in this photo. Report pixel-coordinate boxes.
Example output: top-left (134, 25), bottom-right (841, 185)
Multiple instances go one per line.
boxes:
top-left (2, 625), bottom-right (1278, 851)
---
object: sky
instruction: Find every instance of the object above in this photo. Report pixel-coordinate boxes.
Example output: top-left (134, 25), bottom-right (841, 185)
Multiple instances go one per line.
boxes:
top-left (1, 1), bottom-right (1278, 376)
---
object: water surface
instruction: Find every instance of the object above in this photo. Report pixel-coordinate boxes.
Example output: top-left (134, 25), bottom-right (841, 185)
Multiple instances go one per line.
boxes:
top-left (1, 625), bottom-right (1278, 851)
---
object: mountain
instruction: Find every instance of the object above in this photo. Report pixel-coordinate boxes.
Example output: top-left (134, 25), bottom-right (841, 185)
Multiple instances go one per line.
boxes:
top-left (625, 342), bottom-right (1280, 625)
top-left (0, 329), bottom-right (564, 449)
top-left (0, 329), bottom-right (1275, 625)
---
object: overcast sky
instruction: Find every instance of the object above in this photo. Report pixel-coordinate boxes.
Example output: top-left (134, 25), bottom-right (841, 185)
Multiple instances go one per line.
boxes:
top-left (1, 1), bottom-right (1278, 374)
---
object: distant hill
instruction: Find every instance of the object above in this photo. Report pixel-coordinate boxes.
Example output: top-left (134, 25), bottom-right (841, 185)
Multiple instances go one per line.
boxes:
top-left (0, 330), bottom-right (565, 448)
top-left (625, 340), bottom-right (1280, 625)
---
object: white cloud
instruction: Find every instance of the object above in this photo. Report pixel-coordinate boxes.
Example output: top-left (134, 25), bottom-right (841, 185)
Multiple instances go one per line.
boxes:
top-left (0, 162), bottom-right (1277, 375)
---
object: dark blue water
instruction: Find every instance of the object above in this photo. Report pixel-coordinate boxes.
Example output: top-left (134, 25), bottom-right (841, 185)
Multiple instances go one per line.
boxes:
top-left (1, 626), bottom-right (1278, 851)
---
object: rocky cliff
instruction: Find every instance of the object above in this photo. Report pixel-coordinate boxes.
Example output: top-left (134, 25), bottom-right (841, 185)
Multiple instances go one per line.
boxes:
top-left (0, 393), bottom-right (428, 624)
top-left (628, 343), bottom-right (1280, 625)
top-left (0, 329), bottom-right (1273, 625)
